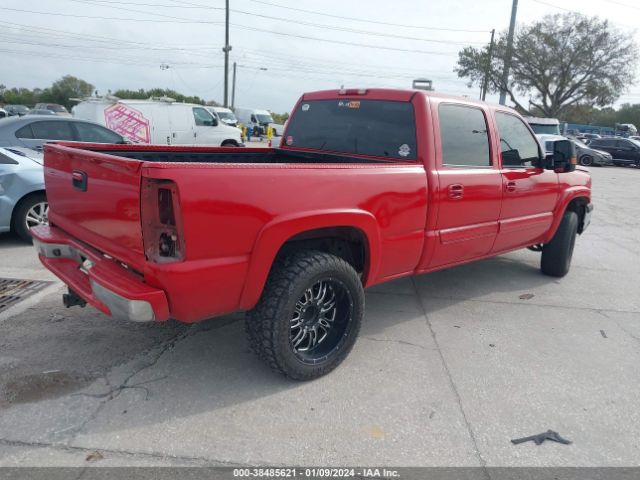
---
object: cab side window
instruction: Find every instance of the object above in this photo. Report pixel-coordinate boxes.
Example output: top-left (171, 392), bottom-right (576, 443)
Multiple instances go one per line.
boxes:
top-left (439, 104), bottom-right (491, 167)
top-left (192, 107), bottom-right (215, 126)
top-left (495, 112), bottom-right (541, 167)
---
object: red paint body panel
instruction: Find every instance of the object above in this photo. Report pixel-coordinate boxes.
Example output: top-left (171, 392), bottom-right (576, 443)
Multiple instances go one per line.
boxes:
top-left (37, 89), bottom-right (592, 324)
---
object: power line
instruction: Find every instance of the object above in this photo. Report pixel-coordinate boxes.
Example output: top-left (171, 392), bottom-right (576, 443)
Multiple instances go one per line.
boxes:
top-left (0, 6), bottom-right (462, 56)
top-left (0, 6), bottom-right (219, 23)
top-left (1, 21), bottom-right (460, 78)
top-left (230, 24), bottom-right (460, 55)
top-left (67, 0), bottom-right (484, 46)
top-left (600, 0), bottom-right (640, 11)
top-left (529, 0), bottom-right (637, 28)
top-left (241, 0), bottom-right (491, 33)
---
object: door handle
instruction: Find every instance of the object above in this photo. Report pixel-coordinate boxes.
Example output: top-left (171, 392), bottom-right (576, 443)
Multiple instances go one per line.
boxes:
top-left (448, 184), bottom-right (464, 199)
top-left (505, 181), bottom-right (517, 192)
top-left (71, 170), bottom-right (88, 192)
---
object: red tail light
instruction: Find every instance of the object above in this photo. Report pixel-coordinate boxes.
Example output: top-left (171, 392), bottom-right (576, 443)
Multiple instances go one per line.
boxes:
top-left (141, 178), bottom-right (185, 262)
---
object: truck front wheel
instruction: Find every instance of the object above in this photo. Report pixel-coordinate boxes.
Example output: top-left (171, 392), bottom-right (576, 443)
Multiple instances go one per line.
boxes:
top-left (541, 210), bottom-right (578, 277)
top-left (245, 251), bottom-right (364, 380)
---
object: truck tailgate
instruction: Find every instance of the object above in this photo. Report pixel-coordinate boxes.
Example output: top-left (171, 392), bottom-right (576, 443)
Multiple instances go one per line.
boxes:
top-left (43, 144), bottom-right (145, 271)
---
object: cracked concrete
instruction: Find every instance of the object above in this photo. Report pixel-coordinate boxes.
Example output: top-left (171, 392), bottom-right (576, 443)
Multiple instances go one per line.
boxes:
top-left (0, 166), bottom-right (639, 467)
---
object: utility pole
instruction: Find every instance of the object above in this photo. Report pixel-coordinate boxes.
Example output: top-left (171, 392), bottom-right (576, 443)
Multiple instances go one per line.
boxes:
top-left (231, 61), bottom-right (237, 109)
top-left (222, 0), bottom-right (231, 107)
top-left (499, 0), bottom-right (518, 105)
top-left (481, 29), bottom-right (495, 101)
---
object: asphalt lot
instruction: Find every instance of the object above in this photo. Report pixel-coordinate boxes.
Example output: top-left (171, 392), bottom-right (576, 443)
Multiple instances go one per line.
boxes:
top-left (0, 166), bottom-right (639, 468)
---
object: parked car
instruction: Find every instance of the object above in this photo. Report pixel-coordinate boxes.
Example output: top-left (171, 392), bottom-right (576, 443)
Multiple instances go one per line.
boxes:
top-left (207, 106), bottom-right (239, 127)
top-left (73, 97), bottom-right (243, 146)
top-left (0, 108), bottom-right (7, 119)
top-left (588, 137), bottom-right (640, 166)
top-left (4, 105), bottom-right (30, 117)
top-left (581, 133), bottom-right (601, 142)
top-left (33, 103), bottom-right (71, 117)
top-left (0, 115), bottom-right (126, 150)
top-left (32, 88), bottom-right (592, 380)
top-left (572, 138), bottom-right (613, 166)
top-left (26, 109), bottom-right (56, 116)
top-left (0, 147), bottom-right (46, 241)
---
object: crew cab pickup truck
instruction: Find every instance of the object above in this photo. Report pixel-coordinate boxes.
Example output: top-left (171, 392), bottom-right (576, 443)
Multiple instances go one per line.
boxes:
top-left (32, 89), bottom-right (593, 380)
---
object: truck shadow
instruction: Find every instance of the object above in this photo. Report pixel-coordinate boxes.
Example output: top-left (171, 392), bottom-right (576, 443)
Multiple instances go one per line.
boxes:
top-left (1, 249), bottom-right (561, 439)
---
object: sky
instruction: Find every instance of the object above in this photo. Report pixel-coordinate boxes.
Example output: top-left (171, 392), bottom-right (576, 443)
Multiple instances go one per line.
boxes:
top-left (1, 0), bottom-right (639, 114)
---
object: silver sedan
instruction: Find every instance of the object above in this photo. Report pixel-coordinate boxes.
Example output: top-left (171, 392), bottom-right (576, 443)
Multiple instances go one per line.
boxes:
top-left (0, 115), bottom-right (126, 150)
top-left (0, 147), bottom-right (47, 242)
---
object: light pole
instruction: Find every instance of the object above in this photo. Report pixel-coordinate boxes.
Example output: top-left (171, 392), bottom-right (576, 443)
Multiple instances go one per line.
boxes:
top-left (499, 0), bottom-right (518, 105)
top-left (223, 0), bottom-right (231, 107)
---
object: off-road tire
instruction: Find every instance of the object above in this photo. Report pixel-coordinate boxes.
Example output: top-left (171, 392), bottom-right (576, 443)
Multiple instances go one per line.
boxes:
top-left (245, 250), bottom-right (364, 380)
top-left (541, 211), bottom-right (578, 277)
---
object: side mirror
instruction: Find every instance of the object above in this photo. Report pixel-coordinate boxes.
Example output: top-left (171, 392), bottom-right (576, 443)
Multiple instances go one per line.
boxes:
top-left (545, 139), bottom-right (576, 172)
top-left (211, 116), bottom-right (218, 127)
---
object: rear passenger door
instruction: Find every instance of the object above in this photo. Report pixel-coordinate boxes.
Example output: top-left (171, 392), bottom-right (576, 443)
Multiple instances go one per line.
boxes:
top-left (492, 111), bottom-right (559, 252)
top-left (15, 120), bottom-right (75, 150)
top-left (426, 102), bottom-right (503, 269)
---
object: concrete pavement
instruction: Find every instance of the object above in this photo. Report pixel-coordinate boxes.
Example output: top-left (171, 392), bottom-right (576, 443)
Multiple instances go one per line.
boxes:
top-left (0, 166), bottom-right (638, 468)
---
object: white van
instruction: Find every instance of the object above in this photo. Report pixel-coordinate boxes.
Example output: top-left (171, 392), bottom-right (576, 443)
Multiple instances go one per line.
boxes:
top-left (73, 97), bottom-right (243, 146)
top-left (234, 107), bottom-right (273, 135)
top-left (207, 106), bottom-right (239, 127)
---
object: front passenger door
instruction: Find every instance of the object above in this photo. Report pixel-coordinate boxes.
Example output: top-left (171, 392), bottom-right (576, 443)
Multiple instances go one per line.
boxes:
top-left (493, 112), bottom-right (559, 252)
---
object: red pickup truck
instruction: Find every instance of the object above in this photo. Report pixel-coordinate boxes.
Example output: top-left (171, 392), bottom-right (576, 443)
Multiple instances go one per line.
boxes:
top-left (32, 88), bottom-right (592, 380)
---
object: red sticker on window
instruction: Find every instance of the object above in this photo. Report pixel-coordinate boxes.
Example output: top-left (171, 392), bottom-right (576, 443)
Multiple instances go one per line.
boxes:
top-left (286, 136), bottom-right (294, 145)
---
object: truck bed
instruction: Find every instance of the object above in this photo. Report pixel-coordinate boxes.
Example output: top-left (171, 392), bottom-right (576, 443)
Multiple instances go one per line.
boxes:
top-left (87, 145), bottom-right (393, 164)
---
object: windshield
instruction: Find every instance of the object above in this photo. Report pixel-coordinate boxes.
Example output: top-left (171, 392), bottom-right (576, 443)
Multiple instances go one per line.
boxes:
top-left (256, 113), bottom-right (274, 124)
top-left (8, 105), bottom-right (29, 113)
top-left (573, 138), bottom-right (589, 148)
top-left (284, 99), bottom-right (417, 159)
top-left (217, 111), bottom-right (237, 121)
top-left (630, 139), bottom-right (640, 148)
top-left (530, 124), bottom-right (561, 135)
top-left (49, 105), bottom-right (68, 113)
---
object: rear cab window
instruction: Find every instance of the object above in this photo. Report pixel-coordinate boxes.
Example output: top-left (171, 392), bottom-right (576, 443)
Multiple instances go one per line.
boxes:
top-left (284, 99), bottom-right (417, 160)
top-left (438, 103), bottom-right (491, 167)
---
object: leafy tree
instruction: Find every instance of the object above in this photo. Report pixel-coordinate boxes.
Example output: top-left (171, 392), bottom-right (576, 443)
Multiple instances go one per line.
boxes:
top-left (270, 112), bottom-right (289, 124)
top-left (39, 75), bottom-right (94, 109)
top-left (456, 13), bottom-right (639, 117)
top-left (560, 103), bottom-right (640, 128)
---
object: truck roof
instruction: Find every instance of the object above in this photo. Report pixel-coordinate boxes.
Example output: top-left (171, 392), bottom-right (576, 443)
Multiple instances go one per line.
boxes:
top-left (300, 88), bottom-right (516, 112)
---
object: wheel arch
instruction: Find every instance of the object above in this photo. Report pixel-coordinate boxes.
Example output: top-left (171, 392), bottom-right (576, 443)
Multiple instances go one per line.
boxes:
top-left (545, 188), bottom-right (591, 242)
top-left (10, 189), bottom-right (47, 227)
top-left (238, 209), bottom-right (381, 310)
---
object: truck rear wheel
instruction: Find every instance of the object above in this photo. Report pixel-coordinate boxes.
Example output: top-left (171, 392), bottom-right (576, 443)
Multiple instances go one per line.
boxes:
top-left (245, 251), bottom-right (364, 380)
top-left (541, 210), bottom-right (578, 277)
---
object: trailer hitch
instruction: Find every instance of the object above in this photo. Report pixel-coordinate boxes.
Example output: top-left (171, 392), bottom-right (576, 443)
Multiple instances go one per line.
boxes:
top-left (62, 288), bottom-right (87, 308)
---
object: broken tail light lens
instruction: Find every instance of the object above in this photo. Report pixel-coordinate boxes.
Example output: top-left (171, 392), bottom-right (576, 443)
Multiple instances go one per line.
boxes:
top-left (141, 178), bottom-right (185, 262)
